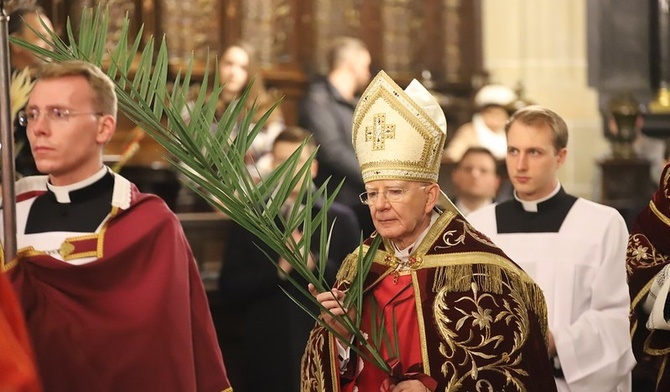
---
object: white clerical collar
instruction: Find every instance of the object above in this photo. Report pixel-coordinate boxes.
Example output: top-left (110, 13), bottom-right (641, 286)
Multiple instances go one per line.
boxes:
top-left (514, 182), bottom-right (561, 212)
top-left (392, 211), bottom-right (439, 257)
top-left (47, 166), bottom-right (109, 203)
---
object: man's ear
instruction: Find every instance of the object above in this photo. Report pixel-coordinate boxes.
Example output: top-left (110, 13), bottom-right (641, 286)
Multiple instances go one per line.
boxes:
top-left (96, 115), bottom-right (116, 145)
top-left (556, 147), bottom-right (568, 167)
top-left (425, 183), bottom-right (440, 213)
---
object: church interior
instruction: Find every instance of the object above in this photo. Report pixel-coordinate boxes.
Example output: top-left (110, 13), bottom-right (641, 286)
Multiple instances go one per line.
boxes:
top-left (5, 0), bottom-right (669, 389)
top-left (22, 0), bottom-right (668, 329)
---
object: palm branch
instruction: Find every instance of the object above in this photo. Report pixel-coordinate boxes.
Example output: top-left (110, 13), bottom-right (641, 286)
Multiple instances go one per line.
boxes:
top-left (10, 6), bottom-right (392, 373)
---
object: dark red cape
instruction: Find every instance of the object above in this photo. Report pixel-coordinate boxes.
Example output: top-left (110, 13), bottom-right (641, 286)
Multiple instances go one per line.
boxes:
top-left (4, 184), bottom-right (230, 392)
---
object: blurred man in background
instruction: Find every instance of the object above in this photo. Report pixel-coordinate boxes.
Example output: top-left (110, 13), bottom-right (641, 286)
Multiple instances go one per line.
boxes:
top-left (450, 146), bottom-right (500, 216)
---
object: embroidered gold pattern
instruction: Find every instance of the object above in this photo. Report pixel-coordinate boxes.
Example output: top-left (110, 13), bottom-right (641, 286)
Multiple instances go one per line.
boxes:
top-left (435, 217), bottom-right (496, 251)
top-left (301, 326), bottom-right (328, 391)
top-left (434, 279), bottom-right (530, 391)
top-left (627, 233), bottom-right (670, 316)
top-left (365, 113), bottom-right (396, 150)
top-left (627, 234), bottom-right (669, 273)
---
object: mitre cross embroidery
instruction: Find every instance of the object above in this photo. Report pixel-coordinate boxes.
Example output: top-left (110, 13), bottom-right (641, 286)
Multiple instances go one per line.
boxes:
top-left (365, 113), bottom-right (396, 150)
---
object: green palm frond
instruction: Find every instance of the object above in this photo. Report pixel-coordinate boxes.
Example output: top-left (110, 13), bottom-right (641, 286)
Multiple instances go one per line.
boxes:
top-left (10, 5), bottom-right (390, 373)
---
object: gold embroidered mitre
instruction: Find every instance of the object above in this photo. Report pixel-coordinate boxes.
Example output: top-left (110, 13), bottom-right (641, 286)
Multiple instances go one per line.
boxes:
top-left (352, 71), bottom-right (447, 183)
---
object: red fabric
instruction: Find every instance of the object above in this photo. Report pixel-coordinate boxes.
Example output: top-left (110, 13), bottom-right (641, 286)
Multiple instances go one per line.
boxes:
top-left (0, 273), bottom-right (41, 392)
top-left (356, 274), bottom-right (423, 391)
top-left (6, 188), bottom-right (230, 392)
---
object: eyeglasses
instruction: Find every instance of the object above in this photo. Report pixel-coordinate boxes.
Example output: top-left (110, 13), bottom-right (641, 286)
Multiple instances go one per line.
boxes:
top-left (359, 186), bottom-right (427, 205)
top-left (18, 107), bottom-right (104, 127)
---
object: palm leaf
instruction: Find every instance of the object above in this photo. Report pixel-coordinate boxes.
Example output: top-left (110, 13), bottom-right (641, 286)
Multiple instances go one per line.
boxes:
top-left (10, 5), bottom-right (391, 374)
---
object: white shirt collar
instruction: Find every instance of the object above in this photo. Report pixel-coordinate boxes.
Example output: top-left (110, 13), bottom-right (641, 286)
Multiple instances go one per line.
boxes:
top-left (514, 182), bottom-right (561, 212)
top-left (46, 166), bottom-right (109, 203)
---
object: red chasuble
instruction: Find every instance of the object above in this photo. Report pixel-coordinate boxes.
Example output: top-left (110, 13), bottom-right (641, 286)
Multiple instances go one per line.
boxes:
top-left (0, 272), bottom-right (41, 392)
top-left (1, 177), bottom-right (231, 392)
top-left (301, 209), bottom-right (557, 392)
top-left (627, 163), bottom-right (670, 391)
top-left (355, 274), bottom-right (422, 391)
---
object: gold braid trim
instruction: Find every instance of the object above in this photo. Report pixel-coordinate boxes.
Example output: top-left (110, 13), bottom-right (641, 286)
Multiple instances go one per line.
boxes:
top-left (412, 271), bottom-right (431, 376)
top-left (658, 356), bottom-right (668, 389)
top-left (650, 199), bottom-right (670, 227)
top-left (645, 331), bottom-right (670, 356)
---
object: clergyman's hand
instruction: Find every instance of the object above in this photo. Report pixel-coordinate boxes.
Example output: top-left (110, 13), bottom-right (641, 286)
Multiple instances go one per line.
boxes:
top-left (308, 283), bottom-right (355, 341)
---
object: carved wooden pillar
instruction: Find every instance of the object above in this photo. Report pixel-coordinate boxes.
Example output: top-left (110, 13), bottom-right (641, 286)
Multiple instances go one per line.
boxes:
top-left (311, 0), bottom-right (365, 75)
top-left (153, 0), bottom-right (222, 74)
top-left (441, 0), bottom-right (482, 87)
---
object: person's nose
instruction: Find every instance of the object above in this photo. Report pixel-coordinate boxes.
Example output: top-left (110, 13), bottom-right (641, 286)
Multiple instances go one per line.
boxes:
top-left (28, 114), bottom-right (50, 137)
top-left (372, 192), bottom-right (391, 210)
top-left (516, 153), bottom-right (528, 172)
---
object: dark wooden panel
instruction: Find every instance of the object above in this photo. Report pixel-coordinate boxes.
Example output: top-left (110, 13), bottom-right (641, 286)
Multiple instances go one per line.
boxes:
top-left (39, 0), bottom-right (483, 158)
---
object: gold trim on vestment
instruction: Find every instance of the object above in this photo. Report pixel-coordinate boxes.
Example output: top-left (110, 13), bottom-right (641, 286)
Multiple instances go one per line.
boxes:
top-left (1, 208), bottom-right (115, 272)
top-left (414, 209), bottom-right (456, 255)
top-left (658, 356), bottom-right (668, 389)
top-left (650, 199), bottom-right (670, 227)
top-left (631, 278), bottom-right (655, 320)
top-left (412, 271), bottom-right (431, 377)
top-left (645, 332), bottom-right (670, 356)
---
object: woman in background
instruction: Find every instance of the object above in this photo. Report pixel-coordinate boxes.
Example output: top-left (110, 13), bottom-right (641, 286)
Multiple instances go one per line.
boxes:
top-left (217, 42), bottom-right (285, 178)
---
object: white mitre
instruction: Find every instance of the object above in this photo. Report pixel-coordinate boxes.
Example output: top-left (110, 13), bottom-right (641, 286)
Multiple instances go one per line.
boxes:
top-left (352, 70), bottom-right (447, 183)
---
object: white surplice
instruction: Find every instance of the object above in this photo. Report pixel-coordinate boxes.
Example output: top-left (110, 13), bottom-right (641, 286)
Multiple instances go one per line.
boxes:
top-left (468, 193), bottom-right (636, 392)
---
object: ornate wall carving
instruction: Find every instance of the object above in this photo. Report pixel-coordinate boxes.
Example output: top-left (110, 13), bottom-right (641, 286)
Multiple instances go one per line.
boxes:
top-left (39, 0), bottom-right (481, 128)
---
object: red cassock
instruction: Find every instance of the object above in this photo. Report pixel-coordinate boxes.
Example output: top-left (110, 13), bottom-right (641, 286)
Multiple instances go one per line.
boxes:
top-left (301, 210), bottom-right (558, 392)
top-left (2, 179), bottom-right (231, 392)
top-left (0, 271), bottom-right (41, 392)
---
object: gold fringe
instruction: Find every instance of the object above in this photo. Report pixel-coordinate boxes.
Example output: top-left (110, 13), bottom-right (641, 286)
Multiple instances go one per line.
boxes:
top-left (431, 262), bottom-right (549, 340)
top-left (335, 249), bottom-right (364, 285)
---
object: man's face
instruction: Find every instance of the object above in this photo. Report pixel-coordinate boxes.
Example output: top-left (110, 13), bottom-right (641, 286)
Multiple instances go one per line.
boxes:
top-left (26, 75), bottom-right (114, 186)
top-left (219, 46), bottom-right (249, 96)
top-left (365, 180), bottom-right (436, 246)
top-left (452, 152), bottom-right (500, 200)
top-left (272, 140), bottom-right (317, 198)
top-left (506, 121), bottom-right (566, 201)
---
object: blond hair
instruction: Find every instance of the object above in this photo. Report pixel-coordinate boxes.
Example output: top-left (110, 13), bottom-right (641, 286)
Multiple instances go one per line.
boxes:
top-left (505, 105), bottom-right (568, 151)
top-left (37, 60), bottom-right (117, 119)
